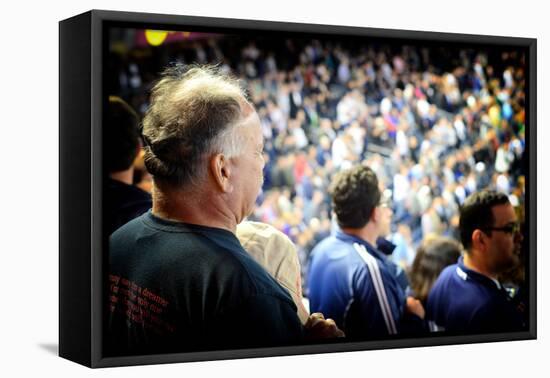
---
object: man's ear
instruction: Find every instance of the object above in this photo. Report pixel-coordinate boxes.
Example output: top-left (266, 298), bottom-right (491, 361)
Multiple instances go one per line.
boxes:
top-left (210, 153), bottom-right (233, 193)
top-left (369, 206), bottom-right (378, 223)
top-left (472, 229), bottom-right (487, 251)
top-left (133, 139), bottom-right (143, 164)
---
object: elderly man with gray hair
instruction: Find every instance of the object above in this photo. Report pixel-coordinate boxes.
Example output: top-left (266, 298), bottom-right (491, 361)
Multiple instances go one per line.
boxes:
top-left (107, 64), bottom-right (341, 356)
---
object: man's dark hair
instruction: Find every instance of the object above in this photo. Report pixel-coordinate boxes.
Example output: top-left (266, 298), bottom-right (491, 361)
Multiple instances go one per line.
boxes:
top-left (459, 190), bottom-right (510, 250)
top-left (329, 165), bottom-right (380, 229)
top-left (105, 96), bottom-right (140, 173)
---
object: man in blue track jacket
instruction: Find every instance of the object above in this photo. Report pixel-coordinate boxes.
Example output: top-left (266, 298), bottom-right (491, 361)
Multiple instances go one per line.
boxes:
top-left (308, 165), bottom-right (425, 339)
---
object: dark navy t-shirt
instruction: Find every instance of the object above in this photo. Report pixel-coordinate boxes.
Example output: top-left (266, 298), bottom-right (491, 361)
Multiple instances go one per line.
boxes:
top-left (426, 256), bottom-right (525, 334)
top-left (107, 211), bottom-right (303, 356)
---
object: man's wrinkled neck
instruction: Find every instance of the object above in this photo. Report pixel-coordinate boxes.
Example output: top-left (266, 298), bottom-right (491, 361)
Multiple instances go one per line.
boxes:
top-left (152, 182), bottom-right (237, 233)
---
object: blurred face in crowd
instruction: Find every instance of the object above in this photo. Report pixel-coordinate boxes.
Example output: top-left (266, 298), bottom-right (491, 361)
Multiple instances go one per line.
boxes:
top-left (484, 203), bottom-right (522, 275)
top-left (229, 105), bottom-right (265, 223)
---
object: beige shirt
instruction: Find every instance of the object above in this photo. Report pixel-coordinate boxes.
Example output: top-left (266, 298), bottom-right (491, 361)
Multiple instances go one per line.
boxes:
top-left (236, 221), bottom-right (309, 324)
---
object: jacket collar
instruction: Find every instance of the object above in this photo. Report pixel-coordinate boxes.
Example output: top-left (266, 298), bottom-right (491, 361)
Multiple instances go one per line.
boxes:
top-left (335, 230), bottom-right (387, 261)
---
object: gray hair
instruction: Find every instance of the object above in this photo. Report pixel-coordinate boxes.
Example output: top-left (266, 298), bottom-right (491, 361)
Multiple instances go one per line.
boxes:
top-left (142, 64), bottom-right (250, 188)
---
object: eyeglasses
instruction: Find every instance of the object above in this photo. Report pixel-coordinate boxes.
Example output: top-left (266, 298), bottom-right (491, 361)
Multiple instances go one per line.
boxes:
top-left (378, 197), bottom-right (392, 209)
top-left (480, 223), bottom-right (521, 236)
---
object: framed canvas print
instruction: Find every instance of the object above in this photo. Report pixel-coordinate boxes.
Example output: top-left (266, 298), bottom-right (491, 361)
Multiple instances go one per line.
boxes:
top-left (59, 9), bottom-right (536, 368)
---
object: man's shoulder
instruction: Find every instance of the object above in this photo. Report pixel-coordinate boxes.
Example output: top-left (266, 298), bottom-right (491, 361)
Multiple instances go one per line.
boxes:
top-left (110, 212), bottom-right (149, 243)
top-left (182, 228), bottom-right (295, 303)
top-left (427, 264), bottom-right (460, 305)
top-left (110, 218), bottom-right (293, 303)
top-left (428, 264), bottom-right (495, 311)
top-left (312, 235), bottom-right (354, 256)
top-left (435, 263), bottom-right (460, 284)
top-left (430, 264), bottom-right (470, 294)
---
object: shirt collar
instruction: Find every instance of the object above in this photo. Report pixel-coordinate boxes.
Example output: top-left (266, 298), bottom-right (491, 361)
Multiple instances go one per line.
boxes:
top-left (335, 230), bottom-right (387, 261)
top-left (456, 256), bottom-right (502, 290)
top-left (144, 211), bottom-right (242, 246)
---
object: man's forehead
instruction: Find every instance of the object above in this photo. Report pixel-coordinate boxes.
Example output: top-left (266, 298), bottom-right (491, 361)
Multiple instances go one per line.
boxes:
top-left (241, 108), bottom-right (261, 130)
top-left (240, 99), bottom-right (255, 116)
top-left (238, 109), bottom-right (262, 142)
top-left (491, 203), bottom-right (517, 224)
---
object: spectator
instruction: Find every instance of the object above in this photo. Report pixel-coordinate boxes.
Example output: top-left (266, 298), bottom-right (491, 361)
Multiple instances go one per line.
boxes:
top-left (308, 165), bottom-right (424, 339)
top-left (108, 33), bottom-right (527, 296)
top-left (426, 190), bottom-right (525, 333)
top-left (408, 236), bottom-right (462, 305)
top-left (108, 65), bottom-right (342, 355)
top-left (104, 96), bottom-right (152, 235)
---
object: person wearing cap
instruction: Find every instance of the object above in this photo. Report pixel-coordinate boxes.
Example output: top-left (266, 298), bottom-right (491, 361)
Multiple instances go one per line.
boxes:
top-left (307, 165), bottom-right (425, 340)
top-left (426, 190), bottom-right (525, 333)
top-left (108, 64), bottom-right (342, 356)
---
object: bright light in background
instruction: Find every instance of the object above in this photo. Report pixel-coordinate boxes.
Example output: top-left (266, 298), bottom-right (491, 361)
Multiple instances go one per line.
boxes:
top-left (145, 30), bottom-right (169, 46)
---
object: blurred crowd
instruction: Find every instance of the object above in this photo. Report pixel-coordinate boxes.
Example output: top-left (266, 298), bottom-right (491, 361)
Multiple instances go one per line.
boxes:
top-left (108, 32), bottom-right (526, 294)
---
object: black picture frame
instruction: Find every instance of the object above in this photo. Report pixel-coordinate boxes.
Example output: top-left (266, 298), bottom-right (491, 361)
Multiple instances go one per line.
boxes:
top-left (59, 9), bottom-right (537, 368)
